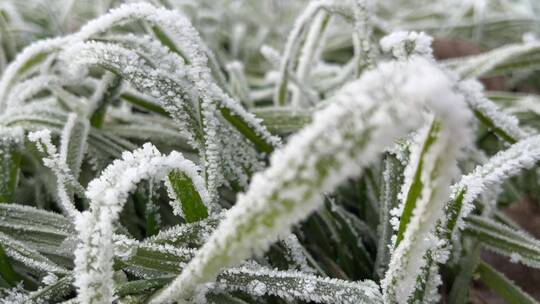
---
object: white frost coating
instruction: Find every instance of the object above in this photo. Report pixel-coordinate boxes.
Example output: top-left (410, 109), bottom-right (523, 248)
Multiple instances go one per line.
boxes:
top-left (260, 45), bottom-right (282, 68)
top-left (282, 234), bottom-right (316, 274)
top-left (164, 180), bottom-right (185, 218)
top-left (112, 234), bottom-right (138, 260)
top-left (0, 37), bottom-right (67, 111)
top-left (213, 266), bottom-right (382, 304)
top-left (67, 2), bottom-right (280, 148)
top-left (3, 2), bottom-right (279, 158)
top-left (5, 75), bottom-right (69, 108)
top-left (296, 10), bottom-right (329, 84)
top-left (67, 2), bottom-right (209, 97)
top-left (421, 260), bottom-right (443, 304)
top-left (380, 32), bottom-right (527, 145)
top-left (28, 129), bottom-right (81, 219)
top-left (0, 203), bottom-right (74, 237)
top-left (453, 41), bottom-right (540, 78)
top-left (150, 57), bottom-right (472, 303)
top-left (375, 147), bottom-right (406, 278)
top-left (352, 0), bottom-right (375, 72)
top-left (0, 3), bottom-right (192, 109)
top-left (451, 134), bottom-right (540, 234)
top-left (523, 32), bottom-right (538, 44)
top-left (73, 143), bottom-right (207, 304)
top-left (0, 126), bottom-right (24, 180)
top-left (458, 79), bottom-right (527, 142)
top-left (0, 231), bottom-right (67, 275)
top-left (380, 31), bottom-right (433, 60)
top-left (464, 215), bottom-right (540, 268)
top-left (42, 273), bottom-right (58, 285)
top-left (200, 99), bottom-right (222, 201)
top-left (59, 3), bottom-right (279, 196)
top-left (60, 113), bottom-right (89, 179)
top-left (0, 285), bottom-right (31, 304)
top-left (61, 41), bottom-right (200, 145)
top-left (274, 0), bottom-right (332, 105)
top-left (293, 9), bottom-right (330, 107)
top-left (28, 129), bottom-right (56, 155)
top-left (225, 61), bottom-right (252, 107)
top-left (145, 213), bottom-right (223, 247)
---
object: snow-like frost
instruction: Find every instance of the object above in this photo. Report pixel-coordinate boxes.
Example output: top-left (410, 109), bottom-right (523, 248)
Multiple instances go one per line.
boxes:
top-left (380, 31), bottom-right (433, 60)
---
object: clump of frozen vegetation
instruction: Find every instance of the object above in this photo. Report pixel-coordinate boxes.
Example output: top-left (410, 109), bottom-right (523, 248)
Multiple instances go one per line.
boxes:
top-left (0, 0), bottom-right (540, 303)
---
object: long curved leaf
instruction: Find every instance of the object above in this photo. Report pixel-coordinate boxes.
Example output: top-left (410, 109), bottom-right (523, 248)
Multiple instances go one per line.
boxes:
top-left (463, 215), bottom-right (540, 268)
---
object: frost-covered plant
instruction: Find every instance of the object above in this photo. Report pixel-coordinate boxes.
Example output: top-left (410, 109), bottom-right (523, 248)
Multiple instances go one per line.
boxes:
top-left (1, 1), bottom-right (540, 304)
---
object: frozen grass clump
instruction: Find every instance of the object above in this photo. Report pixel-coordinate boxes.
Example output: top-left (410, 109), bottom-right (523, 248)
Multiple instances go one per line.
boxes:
top-left (0, 1), bottom-right (540, 303)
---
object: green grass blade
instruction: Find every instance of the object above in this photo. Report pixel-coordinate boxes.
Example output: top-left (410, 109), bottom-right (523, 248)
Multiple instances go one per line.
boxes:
top-left (374, 150), bottom-right (406, 279)
top-left (149, 25), bottom-right (189, 64)
top-left (252, 108), bottom-right (312, 134)
top-left (0, 128), bottom-right (23, 203)
top-left (168, 170), bottom-right (209, 223)
top-left (120, 241), bottom-right (195, 277)
top-left (61, 114), bottom-right (89, 179)
top-left (0, 243), bottom-right (20, 286)
top-left (120, 92), bottom-right (169, 116)
top-left (463, 215), bottom-right (540, 268)
top-left (116, 277), bottom-right (171, 297)
top-left (0, 231), bottom-right (68, 275)
top-left (451, 42), bottom-right (540, 78)
top-left (146, 213), bottom-right (221, 248)
top-left (0, 203), bottom-right (73, 260)
top-left (394, 120), bottom-right (440, 246)
top-left (28, 275), bottom-right (74, 302)
top-left (214, 266), bottom-right (383, 304)
top-left (1, 106), bottom-right (135, 158)
top-left (472, 109), bottom-right (518, 143)
top-left (476, 261), bottom-right (538, 304)
top-left (220, 107), bottom-right (274, 154)
top-left (448, 241), bottom-right (481, 304)
top-left (89, 73), bottom-right (122, 128)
